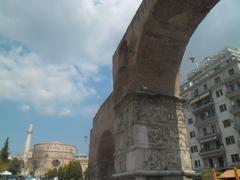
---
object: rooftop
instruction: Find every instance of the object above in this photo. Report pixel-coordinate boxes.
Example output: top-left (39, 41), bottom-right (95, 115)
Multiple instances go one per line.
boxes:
top-left (181, 47), bottom-right (240, 92)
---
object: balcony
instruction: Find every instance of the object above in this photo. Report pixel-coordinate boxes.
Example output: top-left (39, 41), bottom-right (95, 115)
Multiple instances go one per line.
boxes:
top-left (230, 105), bottom-right (240, 115)
top-left (192, 101), bottom-right (214, 114)
top-left (199, 146), bottom-right (225, 157)
top-left (234, 122), bottom-right (240, 131)
top-left (189, 91), bottom-right (210, 104)
top-left (194, 116), bottom-right (217, 127)
top-left (226, 88), bottom-right (240, 99)
top-left (224, 72), bottom-right (240, 84)
top-left (197, 131), bottom-right (220, 142)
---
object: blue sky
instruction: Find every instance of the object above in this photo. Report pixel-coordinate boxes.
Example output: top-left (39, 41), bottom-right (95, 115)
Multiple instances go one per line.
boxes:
top-left (0, 0), bottom-right (240, 155)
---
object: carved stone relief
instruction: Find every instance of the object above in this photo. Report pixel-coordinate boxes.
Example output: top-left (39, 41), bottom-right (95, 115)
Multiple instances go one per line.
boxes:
top-left (142, 149), bottom-right (180, 170)
top-left (133, 96), bottom-right (185, 125)
top-left (115, 153), bottom-right (127, 173)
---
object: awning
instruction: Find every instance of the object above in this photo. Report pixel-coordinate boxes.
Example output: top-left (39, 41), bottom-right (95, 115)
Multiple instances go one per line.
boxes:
top-left (0, 171), bottom-right (12, 175)
top-left (219, 169), bottom-right (240, 179)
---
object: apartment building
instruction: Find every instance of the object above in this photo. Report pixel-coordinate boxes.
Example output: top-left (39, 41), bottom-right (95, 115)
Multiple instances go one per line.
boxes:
top-left (180, 48), bottom-right (240, 171)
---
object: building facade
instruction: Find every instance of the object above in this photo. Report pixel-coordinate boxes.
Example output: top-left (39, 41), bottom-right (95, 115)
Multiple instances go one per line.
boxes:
top-left (180, 48), bottom-right (240, 171)
top-left (31, 141), bottom-right (76, 176)
top-left (75, 154), bottom-right (89, 175)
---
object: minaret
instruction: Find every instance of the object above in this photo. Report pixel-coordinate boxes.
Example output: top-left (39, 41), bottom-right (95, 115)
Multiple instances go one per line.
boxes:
top-left (23, 123), bottom-right (33, 163)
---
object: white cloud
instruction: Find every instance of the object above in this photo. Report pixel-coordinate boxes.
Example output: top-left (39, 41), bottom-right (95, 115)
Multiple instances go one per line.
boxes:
top-left (1, 0), bottom-right (239, 115)
top-left (80, 105), bottom-right (99, 119)
top-left (0, 0), bottom-right (142, 66)
top-left (19, 104), bottom-right (30, 112)
top-left (0, 0), bottom-right (142, 116)
top-left (0, 47), bottom-right (96, 116)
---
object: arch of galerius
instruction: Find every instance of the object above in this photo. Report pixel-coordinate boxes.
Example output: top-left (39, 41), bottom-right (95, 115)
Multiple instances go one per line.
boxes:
top-left (89, 0), bottom-right (220, 180)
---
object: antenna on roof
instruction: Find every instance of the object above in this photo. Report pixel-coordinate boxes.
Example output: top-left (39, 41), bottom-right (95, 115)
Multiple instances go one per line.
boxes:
top-left (189, 57), bottom-right (199, 70)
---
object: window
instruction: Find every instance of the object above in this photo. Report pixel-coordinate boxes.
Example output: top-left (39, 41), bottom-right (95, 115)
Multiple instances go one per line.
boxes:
top-left (214, 65), bottom-right (221, 71)
top-left (219, 104), bottom-right (227, 112)
top-left (228, 68), bottom-right (235, 76)
top-left (199, 109), bottom-right (215, 121)
top-left (193, 89), bottom-right (199, 97)
top-left (191, 145), bottom-right (198, 153)
top-left (215, 140), bottom-right (221, 148)
top-left (231, 154), bottom-right (240, 163)
top-left (223, 119), bottom-right (231, 128)
top-left (215, 76), bottom-right (221, 84)
top-left (211, 125), bottom-right (217, 133)
top-left (237, 81), bottom-right (240, 89)
top-left (237, 98), bottom-right (240, 106)
top-left (203, 142), bottom-right (210, 151)
top-left (227, 84), bottom-right (235, 92)
top-left (194, 160), bottom-right (201, 168)
top-left (218, 157), bottom-right (224, 167)
top-left (190, 131), bottom-right (195, 138)
top-left (200, 113), bottom-right (206, 121)
top-left (203, 84), bottom-right (208, 90)
top-left (52, 159), bottom-right (60, 167)
top-left (216, 89), bottom-right (223, 98)
top-left (188, 118), bottom-right (193, 125)
top-left (226, 136), bottom-right (235, 145)
top-left (202, 127), bottom-right (208, 136)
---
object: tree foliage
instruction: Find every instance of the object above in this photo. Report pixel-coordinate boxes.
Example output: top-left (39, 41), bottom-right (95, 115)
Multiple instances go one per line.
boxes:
top-left (202, 168), bottom-right (221, 180)
top-left (58, 166), bottom-right (67, 180)
top-left (46, 161), bottom-right (83, 180)
top-left (0, 160), bottom-right (9, 172)
top-left (0, 137), bottom-right (9, 162)
top-left (0, 137), bottom-right (10, 173)
top-left (46, 168), bottom-right (58, 179)
top-left (8, 158), bottom-right (24, 175)
top-left (65, 161), bottom-right (83, 180)
top-left (83, 167), bottom-right (88, 180)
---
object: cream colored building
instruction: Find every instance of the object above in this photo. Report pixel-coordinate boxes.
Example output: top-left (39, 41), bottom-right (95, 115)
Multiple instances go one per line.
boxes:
top-left (31, 141), bottom-right (76, 176)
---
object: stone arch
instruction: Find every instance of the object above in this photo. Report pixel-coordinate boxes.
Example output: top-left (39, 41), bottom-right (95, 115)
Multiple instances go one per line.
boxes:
top-left (112, 0), bottom-right (220, 100)
top-left (89, 1), bottom-right (221, 180)
top-left (96, 130), bottom-right (115, 180)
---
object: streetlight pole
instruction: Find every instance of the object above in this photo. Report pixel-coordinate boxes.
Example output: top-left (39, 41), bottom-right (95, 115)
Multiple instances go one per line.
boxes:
top-left (189, 57), bottom-right (199, 70)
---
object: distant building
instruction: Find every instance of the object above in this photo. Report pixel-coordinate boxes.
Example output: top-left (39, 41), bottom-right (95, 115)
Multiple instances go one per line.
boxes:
top-left (75, 154), bottom-right (89, 174)
top-left (31, 141), bottom-right (77, 176)
top-left (180, 48), bottom-right (240, 171)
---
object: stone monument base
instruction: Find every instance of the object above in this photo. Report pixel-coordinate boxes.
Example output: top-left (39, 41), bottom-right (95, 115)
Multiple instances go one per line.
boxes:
top-left (112, 170), bottom-right (195, 180)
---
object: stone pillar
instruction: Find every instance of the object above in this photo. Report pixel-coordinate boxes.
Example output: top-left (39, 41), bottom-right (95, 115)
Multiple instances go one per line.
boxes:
top-left (113, 93), bottom-right (194, 180)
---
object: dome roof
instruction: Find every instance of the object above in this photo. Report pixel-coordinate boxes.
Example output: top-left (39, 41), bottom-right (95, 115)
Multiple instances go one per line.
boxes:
top-left (50, 141), bottom-right (63, 144)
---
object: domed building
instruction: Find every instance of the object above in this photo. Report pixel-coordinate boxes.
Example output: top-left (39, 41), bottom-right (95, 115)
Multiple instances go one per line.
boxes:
top-left (31, 141), bottom-right (77, 176)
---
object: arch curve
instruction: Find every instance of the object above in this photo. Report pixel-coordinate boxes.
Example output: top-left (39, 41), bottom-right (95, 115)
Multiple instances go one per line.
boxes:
top-left (112, 0), bottom-right (220, 100)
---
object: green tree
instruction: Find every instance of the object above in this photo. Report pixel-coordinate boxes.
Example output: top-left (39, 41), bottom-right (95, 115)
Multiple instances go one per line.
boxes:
top-left (83, 167), bottom-right (88, 180)
top-left (8, 158), bottom-right (23, 175)
top-left (0, 137), bottom-right (9, 162)
top-left (202, 168), bottom-right (221, 180)
top-left (58, 166), bottom-right (67, 180)
top-left (46, 168), bottom-right (58, 179)
top-left (0, 160), bottom-right (9, 172)
top-left (65, 161), bottom-right (83, 180)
